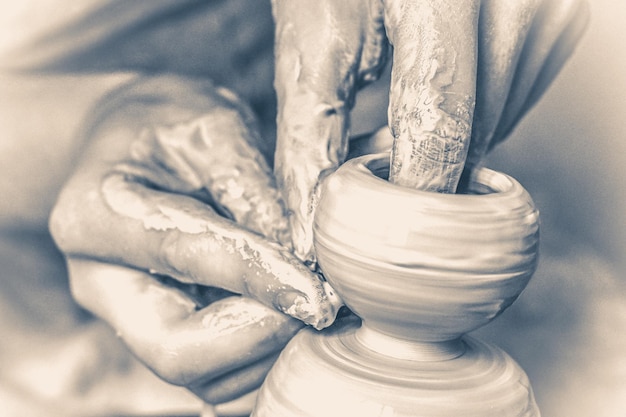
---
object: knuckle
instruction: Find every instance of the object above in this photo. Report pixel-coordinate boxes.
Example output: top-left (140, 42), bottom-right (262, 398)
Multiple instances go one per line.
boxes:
top-left (48, 190), bottom-right (81, 253)
top-left (49, 180), bottom-right (101, 256)
top-left (66, 266), bottom-right (89, 310)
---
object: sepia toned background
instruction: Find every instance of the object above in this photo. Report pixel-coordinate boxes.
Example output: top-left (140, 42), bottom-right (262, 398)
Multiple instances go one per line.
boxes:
top-left (1, 1), bottom-right (624, 416)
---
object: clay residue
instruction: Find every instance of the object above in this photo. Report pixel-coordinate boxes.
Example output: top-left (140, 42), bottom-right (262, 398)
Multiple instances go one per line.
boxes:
top-left (101, 174), bottom-right (212, 234)
top-left (384, 0), bottom-right (478, 193)
top-left (200, 297), bottom-right (273, 338)
top-left (213, 231), bottom-right (341, 329)
top-left (102, 170), bottom-right (340, 328)
top-left (148, 107), bottom-right (291, 246)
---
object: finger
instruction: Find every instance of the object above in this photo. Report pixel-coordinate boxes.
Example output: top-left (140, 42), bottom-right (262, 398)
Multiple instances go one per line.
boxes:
top-left (491, 0), bottom-right (589, 144)
top-left (466, 0), bottom-right (541, 167)
top-left (112, 173), bottom-right (339, 327)
top-left (50, 80), bottom-right (342, 328)
top-left (56, 172), bottom-right (339, 327)
top-left (384, 0), bottom-right (480, 192)
top-left (190, 353), bottom-right (278, 404)
top-left (122, 84), bottom-right (292, 246)
top-left (358, 0), bottom-right (390, 84)
top-left (272, 0), bottom-right (387, 262)
top-left (55, 171), bottom-right (330, 323)
top-left (67, 258), bottom-right (303, 386)
top-left (80, 76), bottom-right (290, 244)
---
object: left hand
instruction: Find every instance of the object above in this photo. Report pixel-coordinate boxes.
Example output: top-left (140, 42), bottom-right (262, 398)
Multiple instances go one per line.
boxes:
top-left (49, 75), bottom-right (340, 409)
top-left (271, 0), bottom-right (590, 263)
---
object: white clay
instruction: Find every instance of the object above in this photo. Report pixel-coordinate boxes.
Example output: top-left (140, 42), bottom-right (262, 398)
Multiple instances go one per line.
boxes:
top-left (252, 153), bottom-right (541, 416)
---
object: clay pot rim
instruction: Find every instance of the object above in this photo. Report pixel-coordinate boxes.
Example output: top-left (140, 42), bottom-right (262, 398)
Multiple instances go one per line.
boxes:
top-left (343, 152), bottom-right (524, 203)
top-left (314, 151), bottom-right (539, 298)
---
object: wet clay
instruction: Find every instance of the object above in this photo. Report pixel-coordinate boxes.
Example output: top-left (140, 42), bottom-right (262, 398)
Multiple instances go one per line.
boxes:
top-left (252, 154), bottom-right (541, 416)
top-left (384, 0), bottom-right (479, 192)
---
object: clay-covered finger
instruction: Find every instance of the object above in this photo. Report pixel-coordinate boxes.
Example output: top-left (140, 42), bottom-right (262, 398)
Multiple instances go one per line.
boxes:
top-left (50, 77), bottom-right (342, 328)
top-left (114, 81), bottom-right (292, 246)
top-left (67, 258), bottom-right (303, 387)
top-left (384, 0), bottom-right (480, 192)
top-left (466, 0), bottom-right (540, 167)
top-left (54, 172), bottom-right (339, 327)
top-left (491, 0), bottom-right (589, 143)
top-left (272, 0), bottom-right (387, 262)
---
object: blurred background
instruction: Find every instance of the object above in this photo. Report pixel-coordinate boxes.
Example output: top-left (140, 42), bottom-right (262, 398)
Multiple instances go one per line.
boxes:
top-left (477, 1), bottom-right (626, 415)
top-left (1, 1), bottom-right (624, 416)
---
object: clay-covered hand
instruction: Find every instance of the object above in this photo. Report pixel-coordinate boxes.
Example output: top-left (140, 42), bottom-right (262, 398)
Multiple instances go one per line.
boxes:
top-left (272, 0), bottom-right (589, 262)
top-left (49, 75), bottom-right (341, 406)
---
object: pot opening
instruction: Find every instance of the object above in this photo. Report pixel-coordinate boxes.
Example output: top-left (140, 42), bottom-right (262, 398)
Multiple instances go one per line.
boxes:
top-left (364, 156), bottom-right (507, 196)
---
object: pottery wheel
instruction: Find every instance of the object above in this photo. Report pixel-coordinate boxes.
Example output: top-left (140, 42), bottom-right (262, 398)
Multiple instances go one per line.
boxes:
top-left (253, 320), bottom-right (538, 417)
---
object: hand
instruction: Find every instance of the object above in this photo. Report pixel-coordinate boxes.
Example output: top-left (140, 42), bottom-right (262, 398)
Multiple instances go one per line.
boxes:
top-left (271, 0), bottom-right (590, 262)
top-left (49, 75), bottom-right (341, 407)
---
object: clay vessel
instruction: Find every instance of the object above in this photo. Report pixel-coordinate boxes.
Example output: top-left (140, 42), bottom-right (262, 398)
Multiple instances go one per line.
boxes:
top-left (252, 153), bottom-right (541, 416)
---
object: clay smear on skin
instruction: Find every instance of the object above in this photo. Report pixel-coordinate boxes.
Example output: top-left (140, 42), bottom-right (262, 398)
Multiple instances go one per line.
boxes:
top-left (385, 0), bottom-right (476, 193)
top-left (102, 176), bottom-right (317, 336)
top-left (152, 113), bottom-right (289, 245)
top-left (102, 173), bottom-right (300, 279)
top-left (101, 174), bottom-right (329, 324)
top-left (200, 299), bottom-right (272, 338)
top-left (101, 104), bottom-right (341, 327)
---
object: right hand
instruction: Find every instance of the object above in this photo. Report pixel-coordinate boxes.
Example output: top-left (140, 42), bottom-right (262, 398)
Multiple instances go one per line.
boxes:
top-left (271, 0), bottom-right (589, 262)
top-left (49, 75), bottom-right (341, 408)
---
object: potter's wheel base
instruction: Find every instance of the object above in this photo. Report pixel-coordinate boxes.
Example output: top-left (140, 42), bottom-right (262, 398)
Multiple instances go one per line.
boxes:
top-left (253, 321), bottom-right (540, 417)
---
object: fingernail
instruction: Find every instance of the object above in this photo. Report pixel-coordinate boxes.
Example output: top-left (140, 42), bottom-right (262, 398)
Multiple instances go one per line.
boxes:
top-left (276, 291), bottom-right (317, 323)
top-left (276, 285), bottom-right (343, 330)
